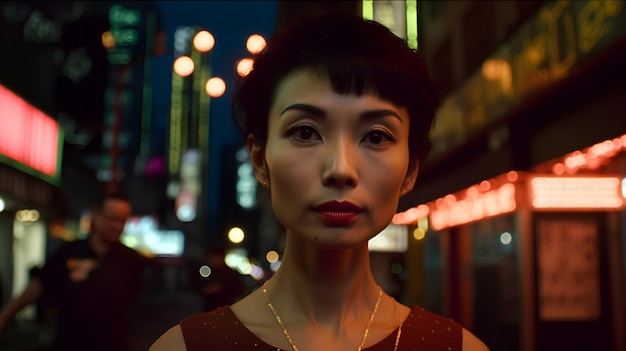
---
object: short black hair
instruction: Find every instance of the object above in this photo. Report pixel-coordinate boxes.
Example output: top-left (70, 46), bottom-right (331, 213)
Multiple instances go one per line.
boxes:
top-left (93, 191), bottom-right (131, 211)
top-left (231, 12), bottom-right (440, 161)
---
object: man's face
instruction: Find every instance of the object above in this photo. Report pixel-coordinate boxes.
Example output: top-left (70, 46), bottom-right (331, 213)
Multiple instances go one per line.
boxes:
top-left (92, 199), bottom-right (132, 244)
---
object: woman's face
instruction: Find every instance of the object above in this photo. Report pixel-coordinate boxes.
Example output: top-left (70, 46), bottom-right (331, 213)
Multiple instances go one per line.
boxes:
top-left (249, 69), bottom-right (418, 248)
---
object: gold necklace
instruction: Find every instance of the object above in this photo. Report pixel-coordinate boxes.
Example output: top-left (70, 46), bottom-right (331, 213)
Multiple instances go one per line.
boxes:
top-left (262, 282), bottom-right (383, 351)
top-left (392, 302), bottom-right (402, 351)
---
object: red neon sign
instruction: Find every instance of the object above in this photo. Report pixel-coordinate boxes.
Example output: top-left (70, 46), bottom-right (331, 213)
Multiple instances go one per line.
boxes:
top-left (0, 84), bottom-right (60, 178)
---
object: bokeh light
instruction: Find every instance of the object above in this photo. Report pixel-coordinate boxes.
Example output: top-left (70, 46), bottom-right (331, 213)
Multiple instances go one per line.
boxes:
top-left (205, 77), bottom-right (226, 97)
top-left (199, 265), bottom-right (212, 277)
top-left (500, 232), bottom-right (512, 245)
top-left (228, 226), bottom-right (244, 244)
top-left (246, 34), bottom-right (266, 54)
top-left (265, 250), bottom-right (279, 264)
top-left (412, 227), bottom-right (425, 240)
top-left (193, 30), bottom-right (215, 52)
top-left (236, 58), bottom-right (254, 77)
top-left (173, 56), bottom-right (194, 77)
top-left (101, 31), bottom-right (116, 49)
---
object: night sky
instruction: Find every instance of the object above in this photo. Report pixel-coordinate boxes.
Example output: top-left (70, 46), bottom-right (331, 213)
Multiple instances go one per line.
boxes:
top-left (152, 1), bottom-right (277, 221)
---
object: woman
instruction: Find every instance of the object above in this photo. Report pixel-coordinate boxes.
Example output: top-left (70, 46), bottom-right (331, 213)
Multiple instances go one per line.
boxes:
top-left (151, 12), bottom-right (489, 351)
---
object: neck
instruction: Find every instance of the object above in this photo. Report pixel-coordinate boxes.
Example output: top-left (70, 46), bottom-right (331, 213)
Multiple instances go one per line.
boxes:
top-left (269, 234), bottom-right (381, 330)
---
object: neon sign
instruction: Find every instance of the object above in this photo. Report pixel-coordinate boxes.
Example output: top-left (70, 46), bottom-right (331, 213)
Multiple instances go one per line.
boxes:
top-left (430, 183), bottom-right (517, 231)
top-left (0, 84), bottom-right (62, 183)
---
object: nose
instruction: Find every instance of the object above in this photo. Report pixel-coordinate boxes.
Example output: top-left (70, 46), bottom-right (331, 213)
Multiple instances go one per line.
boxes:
top-left (321, 137), bottom-right (358, 188)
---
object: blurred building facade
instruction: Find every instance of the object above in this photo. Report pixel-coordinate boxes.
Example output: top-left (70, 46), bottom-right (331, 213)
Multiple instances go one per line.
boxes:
top-left (0, 1), bottom-right (123, 323)
top-left (0, 0), bottom-right (277, 335)
top-left (390, 1), bottom-right (626, 351)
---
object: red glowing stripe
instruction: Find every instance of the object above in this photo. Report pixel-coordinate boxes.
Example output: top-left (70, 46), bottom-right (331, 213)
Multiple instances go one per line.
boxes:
top-left (0, 84), bottom-right (60, 177)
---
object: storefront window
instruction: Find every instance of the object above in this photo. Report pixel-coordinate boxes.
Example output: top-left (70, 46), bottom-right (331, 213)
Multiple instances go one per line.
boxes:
top-left (422, 229), bottom-right (444, 314)
top-left (471, 214), bottom-right (520, 351)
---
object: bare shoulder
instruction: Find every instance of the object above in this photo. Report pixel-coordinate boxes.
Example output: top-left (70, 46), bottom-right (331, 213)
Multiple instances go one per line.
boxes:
top-left (462, 328), bottom-right (489, 351)
top-left (149, 324), bottom-right (186, 351)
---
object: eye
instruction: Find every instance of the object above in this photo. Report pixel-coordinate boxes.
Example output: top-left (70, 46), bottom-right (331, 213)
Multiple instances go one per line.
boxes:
top-left (286, 125), bottom-right (321, 142)
top-left (363, 130), bottom-right (393, 145)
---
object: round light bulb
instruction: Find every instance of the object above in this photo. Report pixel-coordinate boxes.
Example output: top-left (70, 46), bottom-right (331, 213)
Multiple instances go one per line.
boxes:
top-left (173, 56), bottom-right (194, 77)
top-left (246, 34), bottom-right (266, 54)
top-left (194, 30), bottom-right (215, 52)
top-left (205, 77), bottom-right (226, 97)
top-left (236, 58), bottom-right (254, 77)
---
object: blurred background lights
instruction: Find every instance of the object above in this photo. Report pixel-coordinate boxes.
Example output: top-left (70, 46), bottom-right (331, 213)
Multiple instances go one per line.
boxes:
top-left (391, 262), bottom-right (403, 275)
top-left (225, 248), bottom-right (247, 269)
top-left (237, 260), bottom-right (251, 275)
top-left (205, 77), bottom-right (225, 97)
top-left (270, 260), bottom-right (282, 272)
top-left (199, 265), bottom-right (212, 278)
top-left (0, 198), bottom-right (4, 212)
top-left (173, 56), bottom-right (194, 77)
top-left (246, 34), bottom-right (266, 54)
top-left (412, 227), bottom-right (426, 240)
top-left (193, 30), bottom-right (215, 52)
top-left (249, 264), bottom-right (264, 280)
top-left (16, 209), bottom-right (40, 223)
top-left (236, 58), bottom-right (254, 77)
top-left (101, 31), bottom-right (116, 49)
top-left (175, 204), bottom-right (196, 222)
top-left (228, 226), bottom-right (245, 244)
top-left (265, 250), bottom-right (279, 264)
top-left (500, 231), bottom-right (512, 245)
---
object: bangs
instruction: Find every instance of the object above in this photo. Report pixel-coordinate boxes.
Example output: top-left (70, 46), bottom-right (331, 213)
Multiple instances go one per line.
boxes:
top-left (322, 55), bottom-right (416, 107)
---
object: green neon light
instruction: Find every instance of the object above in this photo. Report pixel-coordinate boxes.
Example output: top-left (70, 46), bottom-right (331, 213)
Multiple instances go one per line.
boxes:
top-left (362, 0), bottom-right (374, 20)
top-left (407, 0), bottom-right (418, 49)
top-left (140, 11), bottom-right (156, 157)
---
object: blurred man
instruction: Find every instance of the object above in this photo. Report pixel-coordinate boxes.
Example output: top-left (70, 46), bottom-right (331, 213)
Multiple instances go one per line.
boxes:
top-left (0, 192), bottom-right (145, 351)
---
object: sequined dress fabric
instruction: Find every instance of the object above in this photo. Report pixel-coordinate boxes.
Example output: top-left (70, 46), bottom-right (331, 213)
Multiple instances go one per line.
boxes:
top-left (181, 305), bottom-right (462, 350)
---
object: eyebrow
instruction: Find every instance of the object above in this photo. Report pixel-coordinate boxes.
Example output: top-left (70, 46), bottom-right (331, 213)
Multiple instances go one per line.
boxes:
top-left (280, 103), bottom-right (403, 122)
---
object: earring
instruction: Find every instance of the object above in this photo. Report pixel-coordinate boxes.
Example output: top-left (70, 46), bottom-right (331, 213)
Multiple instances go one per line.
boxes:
top-left (259, 180), bottom-right (268, 188)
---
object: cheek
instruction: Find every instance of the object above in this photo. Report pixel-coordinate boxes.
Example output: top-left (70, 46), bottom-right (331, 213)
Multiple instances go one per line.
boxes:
top-left (368, 157), bottom-right (409, 209)
top-left (265, 146), bottom-right (319, 225)
top-left (267, 148), bottom-right (315, 196)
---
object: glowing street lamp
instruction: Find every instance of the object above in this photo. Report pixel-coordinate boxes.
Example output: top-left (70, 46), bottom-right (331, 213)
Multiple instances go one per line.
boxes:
top-left (193, 30), bottom-right (215, 52)
top-left (235, 58), bottom-right (254, 77)
top-left (205, 77), bottom-right (225, 97)
top-left (246, 34), bottom-right (266, 54)
top-left (228, 227), bottom-right (245, 244)
top-left (173, 56), bottom-right (194, 77)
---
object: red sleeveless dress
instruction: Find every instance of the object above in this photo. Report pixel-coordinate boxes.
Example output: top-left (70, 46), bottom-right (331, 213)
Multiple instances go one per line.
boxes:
top-left (180, 305), bottom-right (462, 350)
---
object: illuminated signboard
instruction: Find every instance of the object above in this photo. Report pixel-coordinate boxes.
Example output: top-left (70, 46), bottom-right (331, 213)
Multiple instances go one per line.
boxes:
top-left (0, 84), bottom-right (63, 184)
top-left (530, 176), bottom-right (624, 210)
top-left (430, 0), bottom-right (626, 158)
top-left (368, 223), bottom-right (408, 252)
top-left (120, 216), bottom-right (185, 257)
top-left (429, 183), bottom-right (517, 231)
top-left (394, 174), bottom-right (624, 231)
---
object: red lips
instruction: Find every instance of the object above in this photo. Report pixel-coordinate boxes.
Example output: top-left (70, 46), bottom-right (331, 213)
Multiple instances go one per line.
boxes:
top-left (313, 201), bottom-right (363, 225)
